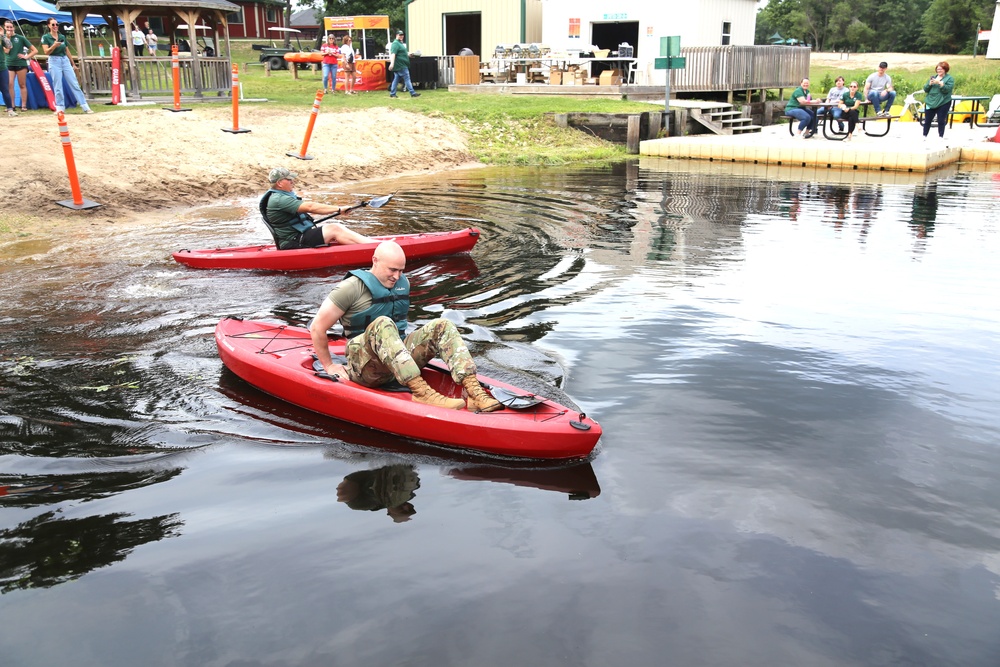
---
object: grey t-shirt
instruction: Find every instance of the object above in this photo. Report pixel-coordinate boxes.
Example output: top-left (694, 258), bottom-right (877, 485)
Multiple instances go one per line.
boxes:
top-left (865, 72), bottom-right (892, 93)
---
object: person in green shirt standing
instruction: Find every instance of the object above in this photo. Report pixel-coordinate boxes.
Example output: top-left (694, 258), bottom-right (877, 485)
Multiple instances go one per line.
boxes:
top-left (388, 29), bottom-right (419, 98)
top-left (1, 23), bottom-right (14, 116)
top-left (41, 17), bottom-right (93, 114)
top-left (921, 61), bottom-right (955, 141)
top-left (5, 19), bottom-right (37, 112)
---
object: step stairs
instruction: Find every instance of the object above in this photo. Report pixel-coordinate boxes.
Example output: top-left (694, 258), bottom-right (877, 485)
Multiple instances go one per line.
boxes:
top-left (689, 103), bottom-right (761, 135)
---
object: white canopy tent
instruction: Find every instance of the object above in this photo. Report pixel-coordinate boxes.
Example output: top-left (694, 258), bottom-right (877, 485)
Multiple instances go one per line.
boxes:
top-left (1, 0), bottom-right (108, 25)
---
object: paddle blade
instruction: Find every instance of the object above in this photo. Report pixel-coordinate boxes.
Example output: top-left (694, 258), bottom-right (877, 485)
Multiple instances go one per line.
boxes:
top-left (488, 386), bottom-right (545, 410)
top-left (367, 194), bottom-right (394, 209)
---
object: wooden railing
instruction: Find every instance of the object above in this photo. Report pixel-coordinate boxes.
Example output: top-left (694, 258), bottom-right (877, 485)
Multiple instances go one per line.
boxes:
top-left (669, 46), bottom-right (810, 92)
top-left (80, 56), bottom-right (232, 97)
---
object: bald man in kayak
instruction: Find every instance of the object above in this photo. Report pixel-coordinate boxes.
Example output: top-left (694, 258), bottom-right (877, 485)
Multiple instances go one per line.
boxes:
top-left (262, 167), bottom-right (372, 250)
top-left (309, 240), bottom-right (502, 412)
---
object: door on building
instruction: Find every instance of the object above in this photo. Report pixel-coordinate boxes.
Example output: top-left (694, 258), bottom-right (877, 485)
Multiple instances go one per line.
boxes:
top-left (591, 21), bottom-right (639, 77)
top-left (444, 12), bottom-right (482, 56)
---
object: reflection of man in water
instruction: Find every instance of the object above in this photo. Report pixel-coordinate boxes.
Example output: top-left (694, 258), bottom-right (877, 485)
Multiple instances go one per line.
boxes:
top-left (337, 465), bottom-right (420, 523)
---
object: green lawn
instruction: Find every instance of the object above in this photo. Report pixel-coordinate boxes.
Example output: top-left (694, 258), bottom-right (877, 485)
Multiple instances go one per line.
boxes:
top-left (808, 57), bottom-right (1000, 99)
top-left (225, 40), bottom-right (656, 166)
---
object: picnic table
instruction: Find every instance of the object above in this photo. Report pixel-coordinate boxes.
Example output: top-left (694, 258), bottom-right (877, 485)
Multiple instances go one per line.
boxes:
top-left (947, 96), bottom-right (990, 128)
top-left (783, 100), bottom-right (895, 140)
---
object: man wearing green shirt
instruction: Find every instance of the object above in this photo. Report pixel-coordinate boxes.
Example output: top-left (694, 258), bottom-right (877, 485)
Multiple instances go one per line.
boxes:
top-left (261, 167), bottom-right (372, 250)
top-left (388, 29), bottom-right (419, 98)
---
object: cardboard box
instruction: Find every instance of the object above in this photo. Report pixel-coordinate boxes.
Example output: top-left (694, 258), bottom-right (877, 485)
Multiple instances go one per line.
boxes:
top-left (549, 71), bottom-right (562, 85)
top-left (599, 69), bottom-right (623, 86)
top-left (563, 75), bottom-right (578, 86)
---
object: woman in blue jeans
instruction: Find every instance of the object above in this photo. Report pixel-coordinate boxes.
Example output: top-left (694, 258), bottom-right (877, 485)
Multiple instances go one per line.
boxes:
top-left (40, 17), bottom-right (93, 113)
top-left (320, 34), bottom-right (339, 94)
top-left (785, 78), bottom-right (817, 138)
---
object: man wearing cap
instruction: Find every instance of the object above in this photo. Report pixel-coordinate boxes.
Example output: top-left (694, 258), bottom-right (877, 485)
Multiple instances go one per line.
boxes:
top-left (261, 168), bottom-right (372, 250)
top-left (864, 61), bottom-right (896, 117)
top-left (388, 29), bottom-right (419, 98)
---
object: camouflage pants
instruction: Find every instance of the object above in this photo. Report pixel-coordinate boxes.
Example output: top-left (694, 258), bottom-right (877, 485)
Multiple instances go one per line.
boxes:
top-left (346, 316), bottom-right (478, 387)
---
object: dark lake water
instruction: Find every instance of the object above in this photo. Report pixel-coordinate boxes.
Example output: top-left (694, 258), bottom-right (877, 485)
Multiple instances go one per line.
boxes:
top-left (2, 160), bottom-right (1000, 666)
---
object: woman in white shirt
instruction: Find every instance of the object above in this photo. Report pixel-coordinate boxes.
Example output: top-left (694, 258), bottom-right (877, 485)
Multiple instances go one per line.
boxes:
top-left (339, 35), bottom-right (356, 95)
top-left (131, 24), bottom-right (145, 56)
top-left (146, 29), bottom-right (157, 57)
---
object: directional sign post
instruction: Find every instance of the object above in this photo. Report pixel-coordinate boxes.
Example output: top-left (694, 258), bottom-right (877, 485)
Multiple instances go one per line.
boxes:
top-left (654, 36), bottom-right (685, 135)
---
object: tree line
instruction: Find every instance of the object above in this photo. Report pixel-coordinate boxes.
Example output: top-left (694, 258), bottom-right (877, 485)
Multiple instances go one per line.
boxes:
top-left (755, 0), bottom-right (996, 54)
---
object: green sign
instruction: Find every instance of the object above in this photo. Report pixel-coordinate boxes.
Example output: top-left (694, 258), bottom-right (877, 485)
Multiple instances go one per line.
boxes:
top-left (654, 56), bottom-right (686, 70)
top-left (660, 36), bottom-right (681, 57)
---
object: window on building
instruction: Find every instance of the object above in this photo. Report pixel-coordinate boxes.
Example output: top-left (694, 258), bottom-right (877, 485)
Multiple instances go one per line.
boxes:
top-left (227, 8), bottom-right (243, 24)
top-left (721, 21), bottom-right (731, 45)
top-left (147, 17), bottom-right (164, 33)
top-left (266, 7), bottom-right (277, 23)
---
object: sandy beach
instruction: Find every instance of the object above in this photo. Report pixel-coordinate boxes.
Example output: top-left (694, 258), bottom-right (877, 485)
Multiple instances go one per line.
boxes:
top-left (0, 104), bottom-right (477, 235)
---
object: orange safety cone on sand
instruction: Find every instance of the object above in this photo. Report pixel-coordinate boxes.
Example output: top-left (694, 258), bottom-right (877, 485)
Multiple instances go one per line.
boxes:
top-left (993, 124), bottom-right (1000, 143)
top-left (287, 89), bottom-right (324, 160)
top-left (55, 112), bottom-right (101, 210)
top-left (164, 45), bottom-right (192, 113)
top-left (222, 64), bottom-right (250, 134)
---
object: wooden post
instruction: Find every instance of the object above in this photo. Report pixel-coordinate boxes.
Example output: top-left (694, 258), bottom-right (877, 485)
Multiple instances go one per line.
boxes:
top-left (627, 114), bottom-right (641, 154)
top-left (648, 112), bottom-right (662, 139)
top-left (291, 63), bottom-right (298, 80)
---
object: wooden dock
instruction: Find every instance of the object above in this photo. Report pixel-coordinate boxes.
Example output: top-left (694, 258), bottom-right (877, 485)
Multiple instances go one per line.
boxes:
top-left (640, 123), bottom-right (1000, 173)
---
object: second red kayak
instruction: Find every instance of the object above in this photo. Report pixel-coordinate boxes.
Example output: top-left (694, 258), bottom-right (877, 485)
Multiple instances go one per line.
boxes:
top-left (173, 228), bottom-right (480, 271)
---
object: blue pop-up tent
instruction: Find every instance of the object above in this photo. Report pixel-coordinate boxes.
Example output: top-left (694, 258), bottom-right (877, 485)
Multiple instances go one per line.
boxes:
top-left (1, 0), bottom-right (108, 25)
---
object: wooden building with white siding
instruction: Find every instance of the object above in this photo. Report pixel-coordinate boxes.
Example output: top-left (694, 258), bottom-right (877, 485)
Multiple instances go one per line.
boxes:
top-left (404, 0), bottom-right (542, 58)
top-left (539, 0), bottom-right (759, 84)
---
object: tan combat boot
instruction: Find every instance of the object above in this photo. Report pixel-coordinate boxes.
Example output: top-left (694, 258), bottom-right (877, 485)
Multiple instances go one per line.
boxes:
top-left (462, 376), bottom-right (504, 413)
top-left (406, 377), bottom-right (466, 410)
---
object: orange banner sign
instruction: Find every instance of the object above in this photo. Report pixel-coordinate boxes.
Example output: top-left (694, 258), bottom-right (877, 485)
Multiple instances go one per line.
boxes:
top-left (324, 15), bottom-right (390, 31)
top-left (338, 59), bottom-right (388, 91)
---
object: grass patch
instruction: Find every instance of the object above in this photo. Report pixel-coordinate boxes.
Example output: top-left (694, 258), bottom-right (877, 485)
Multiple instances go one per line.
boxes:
top-left (226, 40), bottom-right (656, 165)
top-left (809, 56), bottom-right (1000, 97)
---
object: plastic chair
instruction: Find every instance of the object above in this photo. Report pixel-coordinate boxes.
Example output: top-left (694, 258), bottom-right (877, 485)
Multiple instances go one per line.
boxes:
top-left (901, 90), bottom-right (925, 123)
top-left (985, 94), bottom-right (1000, 125)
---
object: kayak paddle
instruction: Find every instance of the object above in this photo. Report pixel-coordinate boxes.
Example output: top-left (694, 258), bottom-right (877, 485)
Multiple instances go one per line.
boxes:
top-left (315, 193), bottom-right (394, 225)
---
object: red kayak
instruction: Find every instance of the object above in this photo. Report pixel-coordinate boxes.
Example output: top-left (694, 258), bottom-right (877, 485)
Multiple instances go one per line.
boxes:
top-left (216, 318), bottom-right (602, 460)
top-left (174, 228), bottom-right (480, 271)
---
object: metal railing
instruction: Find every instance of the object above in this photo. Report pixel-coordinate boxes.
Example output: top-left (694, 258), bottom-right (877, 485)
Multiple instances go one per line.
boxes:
top-left (80, 56), bottom-right (232, 97)
top-left (669, 46), bottom-right (810, 92)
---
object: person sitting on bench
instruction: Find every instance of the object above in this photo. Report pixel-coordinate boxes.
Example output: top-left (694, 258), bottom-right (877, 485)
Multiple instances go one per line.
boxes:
top-left (261, 167), bottom-right (372, 250)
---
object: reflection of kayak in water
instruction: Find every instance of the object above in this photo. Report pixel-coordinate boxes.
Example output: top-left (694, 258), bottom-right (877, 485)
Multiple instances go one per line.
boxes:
top-left (216, 318), bottom-right (602, 460)
top-left (173, 228), bottom-right (480, 271)
top-left (284, 51), bottom-right (323, 63)
top-left (447, 461), bottom-right (600, 499)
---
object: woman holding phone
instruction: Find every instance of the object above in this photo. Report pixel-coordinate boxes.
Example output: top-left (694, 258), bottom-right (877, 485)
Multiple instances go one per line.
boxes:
top-left (921, 61), bottom-right (954, 141)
